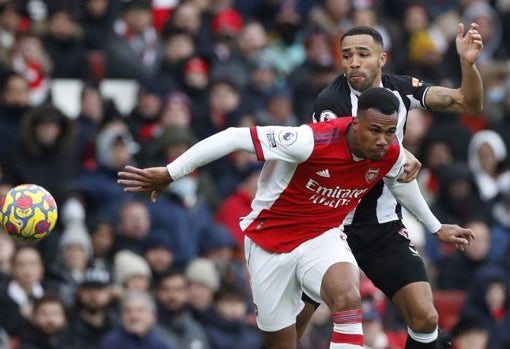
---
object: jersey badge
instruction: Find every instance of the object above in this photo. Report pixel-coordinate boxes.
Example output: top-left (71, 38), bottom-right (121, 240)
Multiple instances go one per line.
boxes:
top-left (411, 77), bottom-right (423, 88)
top-left (316, 169), bottom-right (331, 178)
top-left (278, 130), bottom-right (298, 146)
top-left (365, 168), bottom-right (380, 184)
top-left (319, 110), bottom-right (337, 122)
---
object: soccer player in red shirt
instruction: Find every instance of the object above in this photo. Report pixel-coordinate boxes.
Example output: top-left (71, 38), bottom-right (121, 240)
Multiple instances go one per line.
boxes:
top-left (118, 87), bottom-right (474, 349)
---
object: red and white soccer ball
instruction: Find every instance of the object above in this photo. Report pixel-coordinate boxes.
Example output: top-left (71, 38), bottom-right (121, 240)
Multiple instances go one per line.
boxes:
top-left (0, 184), bottom-right (58, 242)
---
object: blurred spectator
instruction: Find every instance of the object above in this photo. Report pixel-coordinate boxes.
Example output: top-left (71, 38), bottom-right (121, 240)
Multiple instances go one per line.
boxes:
top-left (462, 2), bottom-right (510, 68)
top-left (0, 71), bottom-right (31, 165)
top-left (361, 301), bottom-right (395, 349)
top-left (236, 20), bottom-right (268, 62)
top-left (405, 29), bottom-right (450, 85)
top-left (76, 119), bottom-right (141, 219)
top-left (155, 269), bottom-right (210, 349)
top-left (215, 162), bottom-right (262, 251)
top-left (46, 222), bottom-right (93, 308)
top-left (403, 109), bottom-right (433, 158)
top-left (185, 258), bottom-right (219, 317)
top-left (260, 2), bottom-right (306, 77)
top-left (137, 91), bottom-right (194, 164)
top-left (158, 28), bottom-right (196, 93)
top-left (391, 3), bottom-right (432, 74)
top-left (287, 30), bottom-right (338, 122)
top-left (41, 8), bottom-right (89, 79)
top-left (207, 8), bottom-right (249, 88)
top-left (99, 291), bottom-right (174, 349)
top-left (17, 294), bottom-right (72, 349)
top-left (74, 82), bottom-right (108, 169)
top-left (2, 103), bottom-right (78, 206)
top-left (203, 282), bottom-right (262, 349)
top-left (126, 78), bottom-right (164, 144)
top-left (142, 233), bottom-right (175, 286)
top-left (490, 172), bottom-right (510, 261)
top-left (113, 250), bottom-right (152, 294)
top-left (0, 246), bottom-right (45, 337)
top-left (467, 129), bottom-right (508, 202)
top-left (298, 303), bottom-right (332, 349)
top-left (440, 314), bottom-right (488, 349)
top-left (0, 2), bottom-right (21, 63)
top-left (68, 267), bottom-right (116, 349)
top-left (163, 1), bottom-right (209, 52)
top-left (416, 135), bottom-right (454, 207)
top-left (180, 55), bottom-right (210, 110)
top-left (351, 6), bottom-right (392, 52)
top-left (113, 200), bottom-right (151, 255)
top-left (436, 220), bottom-right (492, 290)
top-left (200, 225), bottom-right (248, 292)
top-left (255, 86), bottom-right (299, 126)
top-left (88, 217), bottom-right (115, 272)
top-left (432, 161), bottom-right (489, 224)
top-left (80, 0), bottom-right (120, 51)
top-left (307, 0), bottom-right (352, 41)
top-left (104, 0), bottom-right (162, 79)
top-left (242, 56), bottom-right (278, 117)
top-left (461, 264), bottom-right (510, 349)
top-left (9, 32), bottom-right (52, 106)
top-left (0, 230), bottom-right (14, 279)
top-left (143, 124), bottom-right (195, 167)
top-left (148, 169), bottom-right (227, 266)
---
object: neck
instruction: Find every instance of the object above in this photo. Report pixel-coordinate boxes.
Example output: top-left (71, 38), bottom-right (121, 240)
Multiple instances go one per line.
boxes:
top-left (80, 309), bottom-right (107, 327)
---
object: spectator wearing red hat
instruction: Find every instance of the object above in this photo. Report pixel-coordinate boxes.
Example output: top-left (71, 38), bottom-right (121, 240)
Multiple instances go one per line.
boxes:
top-left (180, 55), bottom-right (210, 115)
top-left (207, 8), bottom-right (250, 89)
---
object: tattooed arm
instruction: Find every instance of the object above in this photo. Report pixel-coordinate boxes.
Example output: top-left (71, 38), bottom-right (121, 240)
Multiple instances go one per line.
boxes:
top-left (425, 23), bottom-right (484, 114)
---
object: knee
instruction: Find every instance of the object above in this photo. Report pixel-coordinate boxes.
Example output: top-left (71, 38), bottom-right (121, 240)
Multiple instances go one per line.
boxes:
top-left (408, 306), bottom-right (438, 333)
top-left (327, 287), bottom-right (361, 312)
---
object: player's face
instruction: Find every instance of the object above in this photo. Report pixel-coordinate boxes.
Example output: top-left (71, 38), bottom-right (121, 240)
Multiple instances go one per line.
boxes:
top-left (351, 109), bottom-right (397, 160)
top-left (341, 34), bottom-right (386, 92)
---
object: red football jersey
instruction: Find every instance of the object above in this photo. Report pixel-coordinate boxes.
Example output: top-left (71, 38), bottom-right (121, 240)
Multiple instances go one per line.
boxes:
top-left (242, 117), bottom-right (404, 252)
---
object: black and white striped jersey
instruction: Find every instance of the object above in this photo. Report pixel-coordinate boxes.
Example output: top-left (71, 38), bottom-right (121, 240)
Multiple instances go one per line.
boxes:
top-left (312, 73), bottom-right (431, 226)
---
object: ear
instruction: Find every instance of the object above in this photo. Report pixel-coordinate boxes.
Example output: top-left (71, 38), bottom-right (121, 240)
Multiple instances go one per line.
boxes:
top-left (379, 52), bottom-right (387, 68)
top-left (351, 116), bottom-right (359, 129)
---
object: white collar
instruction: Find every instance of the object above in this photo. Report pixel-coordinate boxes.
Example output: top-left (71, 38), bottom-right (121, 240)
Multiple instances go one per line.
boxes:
top-left (7, 280), bottom-right (44, 305)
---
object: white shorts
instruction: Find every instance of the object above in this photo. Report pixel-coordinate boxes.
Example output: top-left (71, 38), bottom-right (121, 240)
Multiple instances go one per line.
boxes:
top-left (244, 227), bottom-right (358, 332)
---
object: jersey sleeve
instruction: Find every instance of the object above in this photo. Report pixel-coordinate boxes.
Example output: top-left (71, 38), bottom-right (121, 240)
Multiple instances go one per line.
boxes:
top-left (250, 125), bottom-right (314, 163)
top-left (388, 75), bottom-right (431, 110)
top-left (384, 145), bottom-right (406, 179)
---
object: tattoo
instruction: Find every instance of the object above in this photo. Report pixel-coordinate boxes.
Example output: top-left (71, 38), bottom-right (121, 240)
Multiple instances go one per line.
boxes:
top-left (426, 87), bottom-right (462, 113)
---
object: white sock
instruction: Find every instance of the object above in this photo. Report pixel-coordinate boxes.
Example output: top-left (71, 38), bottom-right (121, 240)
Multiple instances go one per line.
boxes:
top-left (407, 325), bottom-right (438, 343)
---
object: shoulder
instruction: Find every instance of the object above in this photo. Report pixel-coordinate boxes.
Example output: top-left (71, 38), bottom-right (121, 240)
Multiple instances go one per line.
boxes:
top-left (316, 75), bottom-right (349, 100)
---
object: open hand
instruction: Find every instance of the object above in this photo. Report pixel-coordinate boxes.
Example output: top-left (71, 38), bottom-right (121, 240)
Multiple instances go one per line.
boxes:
top-left (434, 224), bottom-right (476, 251)
top-left (456, 22), bottom-right (484, 65)
top-left (117, 165), bottom-right (173, 202)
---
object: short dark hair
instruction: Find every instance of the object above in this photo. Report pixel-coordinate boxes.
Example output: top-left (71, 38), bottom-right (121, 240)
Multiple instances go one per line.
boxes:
top-left (358, 87), bottom-right (399, 116)
top-left (341, 26), bottom-right (384, 47)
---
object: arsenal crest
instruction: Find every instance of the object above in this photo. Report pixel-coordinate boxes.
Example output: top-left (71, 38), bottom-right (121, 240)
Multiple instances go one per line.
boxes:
top-left (365, 168), bottom-right (380, 183)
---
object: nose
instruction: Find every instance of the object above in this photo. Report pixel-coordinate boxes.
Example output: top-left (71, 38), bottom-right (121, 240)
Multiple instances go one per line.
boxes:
top-left (350, 55), bottom-right (361, 68)
top-left (375, 134), bottom-right (389, 147)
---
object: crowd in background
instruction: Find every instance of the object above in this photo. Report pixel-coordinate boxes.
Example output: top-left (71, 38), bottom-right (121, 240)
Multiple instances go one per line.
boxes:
top-left (0, 0), bottom-right (509, 348)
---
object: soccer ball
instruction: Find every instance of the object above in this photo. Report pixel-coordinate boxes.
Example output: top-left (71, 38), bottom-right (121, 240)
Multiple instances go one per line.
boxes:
top-left (0, 184), bottom-right (58, 242)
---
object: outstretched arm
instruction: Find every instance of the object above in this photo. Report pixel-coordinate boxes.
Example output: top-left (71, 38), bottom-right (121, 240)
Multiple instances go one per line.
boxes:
top-left (384, 178), bottom-right (476, 250)
top-left (425, 22), bottom-right (484, 114)
top-left (118, 127), bottom-right (256, 201)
